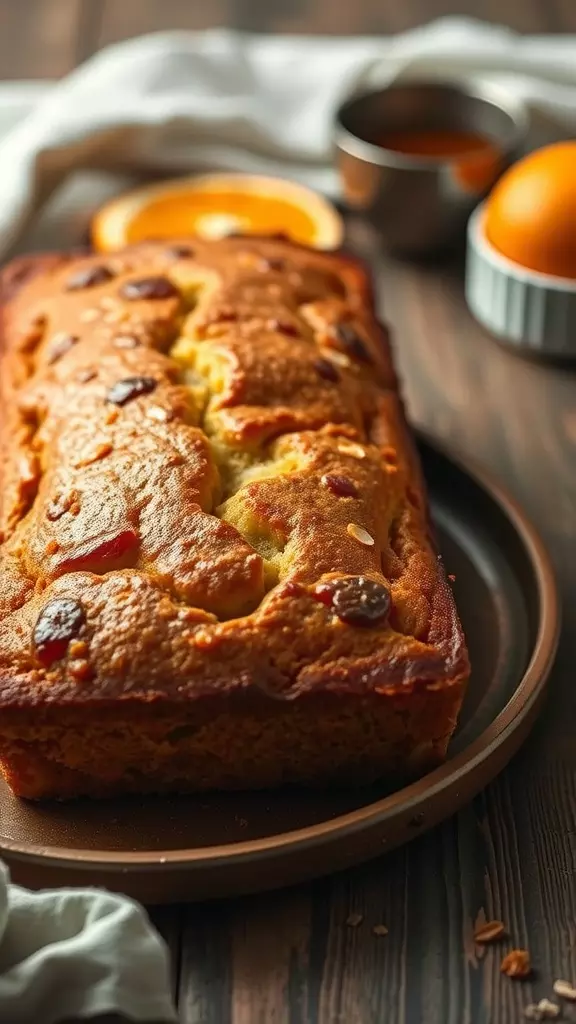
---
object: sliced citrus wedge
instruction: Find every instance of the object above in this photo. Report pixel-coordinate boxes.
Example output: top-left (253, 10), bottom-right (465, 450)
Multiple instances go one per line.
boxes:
top-left (91, 173), bottom-right (344, 252)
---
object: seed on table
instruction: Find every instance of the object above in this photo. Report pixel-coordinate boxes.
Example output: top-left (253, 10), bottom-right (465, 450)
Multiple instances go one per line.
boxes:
top-left (473, 920), bottom-right (507, 944)
top-left (347, 523), bottom-right (374, 546)
top-left (337, 441), bottom-right (366, 459)
top-left (65, 265), bottom-right (113, 290)
top-left (346, 913), bottom-right (363, 928)
top-left (523, 999), bottom-right (560, 1020)
top-left (501, 949), bottom-right (532, 979)
top-left (553, 979), bottom-right (576, 1001)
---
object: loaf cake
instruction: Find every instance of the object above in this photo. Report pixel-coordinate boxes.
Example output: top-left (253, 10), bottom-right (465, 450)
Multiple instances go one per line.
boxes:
top-left (0, 236), bottom-right (469, 799)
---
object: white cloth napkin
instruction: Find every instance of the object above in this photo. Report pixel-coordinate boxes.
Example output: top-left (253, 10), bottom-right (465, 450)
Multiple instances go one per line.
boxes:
top-left (0, 18), bottom-right (575, 258)
top-left (0, 861), bottom-right (177, 1024)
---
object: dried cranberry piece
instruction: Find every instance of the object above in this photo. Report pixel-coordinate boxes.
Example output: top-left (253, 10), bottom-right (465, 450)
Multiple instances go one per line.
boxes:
top-left (267, 318), bottom-right (299, 337)
top-left (33, 598), bottom-right (85, 666)
top-left (259, 257), bottom-right (285, 272)
top-left (77, 368), bottom-right (97, 383)
top-left (47, 333), bottom-right (79, 364)
top-left (58, 529), bottom-right (139, 572)
top-left (333, 323), bottom-right (371, 364)
top-left (314, 357), bottom-right (340, 383)
top-left (406, 484), bottom-right (421, 508)
top-left (2, 261), bottom-right (37, 290)
top-left (167, 244), bottom-right (195, 259)
top-left (209, 307), bottom-right (238, 325)
top-left (106, 377), bottom-right (157, 406)
top-left (120, 276), bottom-right (179, 301)
top-left (313, 585), bottom-right (335, 610)
top-left (313, 576), bottom-right (390, 626)
top-left (321, 474), bottom-right (358, 498)
top-left (65, 266), bottom-right (113, 291)
top-left (283, 581), bottom-right (304, 597)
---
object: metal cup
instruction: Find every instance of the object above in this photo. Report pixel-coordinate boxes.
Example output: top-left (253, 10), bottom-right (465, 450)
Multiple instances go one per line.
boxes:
top-left (334, 80), bottom-right (528, 256)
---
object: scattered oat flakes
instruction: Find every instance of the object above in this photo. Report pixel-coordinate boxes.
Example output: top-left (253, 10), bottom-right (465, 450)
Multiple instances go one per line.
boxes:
top-left (372, 924), bottom-right (389, 937)
top-left (448, 573), bottom-right (456, 582)
top-left (473, 920), bottom-right (507, 944)
top-left (147, 405), bottom-right (169, 422)
top-left (347, 523), bottom-right (374, 546)
top-left (337, 441), bottom-right (366, 459)
top-left (346, 913), bottom-right (363, 928)
top-left (325, 349), bottom-right (351, 369)
top-left (73, 443), bottom-right (113, 469)
top-left (80, 307), bottom-right (100, 323)
top-left (537, 1000), bottom-right (561, 1019)
top-left (113, 334), bottom-right (140, 349)
top-left (501, 949), bottom-right (532, 979)
top-left (524, 999), bottom-right (561, 1020)
top-left (104, 308), bottom-right (128, 324)
top-left (553, 980), bottom-right (576, 1001)
top-left (524, 1003), bottom-right (561, 1021)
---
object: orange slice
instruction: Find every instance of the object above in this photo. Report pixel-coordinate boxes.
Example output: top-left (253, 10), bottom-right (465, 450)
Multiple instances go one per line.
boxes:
top-left (92, 173), bottom-right (344, 252)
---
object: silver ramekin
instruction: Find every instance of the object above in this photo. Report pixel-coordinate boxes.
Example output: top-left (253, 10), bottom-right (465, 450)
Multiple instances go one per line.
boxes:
top-left (334, 80), bottom-right (528, 256)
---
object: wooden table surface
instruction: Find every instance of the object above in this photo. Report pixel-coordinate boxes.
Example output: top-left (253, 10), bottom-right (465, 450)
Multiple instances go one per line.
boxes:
top-left (2, 2), bottom-right (576, 1022)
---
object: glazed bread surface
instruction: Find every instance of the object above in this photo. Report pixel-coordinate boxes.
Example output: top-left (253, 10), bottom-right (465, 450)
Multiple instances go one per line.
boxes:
top-left (0, 237), bottom-right (469, 799)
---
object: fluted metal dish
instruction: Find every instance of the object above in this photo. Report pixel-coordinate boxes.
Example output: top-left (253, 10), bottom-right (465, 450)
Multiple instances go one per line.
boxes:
top-left (466, 203), bottom-right (576, 358)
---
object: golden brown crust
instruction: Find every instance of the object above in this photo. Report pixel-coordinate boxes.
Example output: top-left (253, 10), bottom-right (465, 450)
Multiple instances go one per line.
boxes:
top-left (0, 237), bottom-right (469, 797)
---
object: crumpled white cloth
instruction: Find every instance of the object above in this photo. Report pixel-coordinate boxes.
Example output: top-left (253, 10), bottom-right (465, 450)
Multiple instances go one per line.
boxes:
top-left (0, 860), bottom-right (177, 1024)
top-left (0, 18), bottom-right (575, 258)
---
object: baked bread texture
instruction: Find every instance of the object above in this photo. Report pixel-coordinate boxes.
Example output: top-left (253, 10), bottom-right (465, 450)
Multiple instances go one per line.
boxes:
top-left (0, 237), bottom-right (469, 799)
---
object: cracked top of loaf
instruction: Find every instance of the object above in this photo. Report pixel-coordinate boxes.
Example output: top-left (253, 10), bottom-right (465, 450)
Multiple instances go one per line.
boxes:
top-left (0, 237), bottom-right (468, 708)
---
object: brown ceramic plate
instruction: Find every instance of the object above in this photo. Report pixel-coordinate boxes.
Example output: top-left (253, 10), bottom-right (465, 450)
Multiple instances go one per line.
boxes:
top-left (0, 434), bottom-right (559, 903)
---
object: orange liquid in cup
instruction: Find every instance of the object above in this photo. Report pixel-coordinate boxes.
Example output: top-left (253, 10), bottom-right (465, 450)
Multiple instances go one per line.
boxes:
top-left (375, 130), bottom-right (502, 191)
top-left (375, 129), bottom-right (496, 158)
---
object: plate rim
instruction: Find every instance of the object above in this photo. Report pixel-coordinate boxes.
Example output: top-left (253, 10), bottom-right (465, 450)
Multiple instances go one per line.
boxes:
top-left (0, 429), bottom-right (560, 872)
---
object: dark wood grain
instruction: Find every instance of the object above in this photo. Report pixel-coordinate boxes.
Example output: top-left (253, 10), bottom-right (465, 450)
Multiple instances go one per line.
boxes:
top-left (4, 2), bottom-right (576, 1023)
top-left (0, 0), bottom-right (83, 78)
top-left (230, 0), bottom-right (562, 34)
top-left (96, 0), bottom-right (229, 46)
top-left (93, 0), bottom-right (576, 43)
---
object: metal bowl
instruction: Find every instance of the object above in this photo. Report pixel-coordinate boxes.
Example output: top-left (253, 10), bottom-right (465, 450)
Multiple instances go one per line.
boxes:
top-left (334, 80), bottom-right (528, 256)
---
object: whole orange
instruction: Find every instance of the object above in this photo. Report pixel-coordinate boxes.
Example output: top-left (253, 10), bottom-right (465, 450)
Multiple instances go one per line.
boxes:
top-left (484, 141), bottom-right (576, 279)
